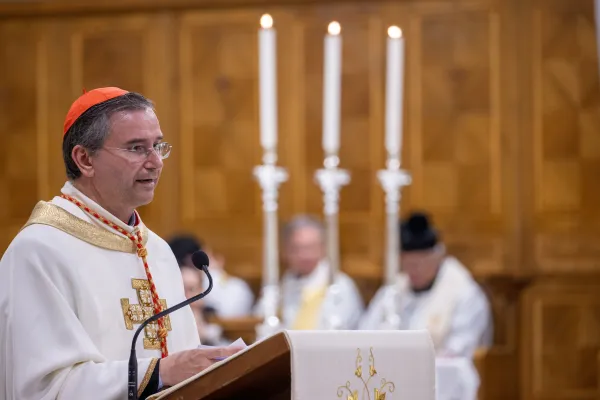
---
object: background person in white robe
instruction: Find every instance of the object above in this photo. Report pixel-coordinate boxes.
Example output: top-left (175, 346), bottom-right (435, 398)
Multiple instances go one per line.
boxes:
top-left (179, 265), bottom-right (229, 346)
top-left (0, 87), bottom-right (242, 400)
top-left (255, 215), bottom-right (364, 330)
top-left (168, 234), bottom-right (255, 318)
top-left (360, 212), bottom-right (493, 359)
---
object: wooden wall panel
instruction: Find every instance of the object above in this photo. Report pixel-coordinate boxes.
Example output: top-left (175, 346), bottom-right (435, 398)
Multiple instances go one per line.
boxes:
top-left (177, 10), bottom-right (267, 276)
top-left (0, 1), bottom-right (519, 286)
top-left (5, 15), bottom-right (179, 231)
top-left (519, 0), bottom-right (600, 399)
top-left (522, 279), bottom-right (600, 399)
top-left (408, 2), bottom-right (511, 278)
top-left (296, 5), bottom-right (387, 283)
top-left (0, 1), bottom-right (599, 399)
top-left (531, 0), bottom-right (600, 273)
top-left (0, 20), bottom-right (45, 249)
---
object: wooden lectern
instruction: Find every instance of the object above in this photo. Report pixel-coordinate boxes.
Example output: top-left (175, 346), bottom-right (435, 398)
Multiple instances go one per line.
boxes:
top-left (150, 330), bottom-right (435, 400)
top-left (152, 332), bottom-right (291, 400)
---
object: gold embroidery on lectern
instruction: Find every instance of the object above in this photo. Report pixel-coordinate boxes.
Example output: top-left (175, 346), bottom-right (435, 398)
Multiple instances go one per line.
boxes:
top-left (121, 279), bottom-right (172, 350)
top-left (337, 347), bottom-right (396, 400)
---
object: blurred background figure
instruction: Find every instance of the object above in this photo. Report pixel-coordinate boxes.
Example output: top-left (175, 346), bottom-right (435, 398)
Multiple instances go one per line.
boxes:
top-left (256, 215), bottom-right (364, 330)
top-left (360, 212), bottom-right (493, 359)
top-left (178, 261), bottom-right (227, 346)
top-left (168, 234), bottom-right (255, 318)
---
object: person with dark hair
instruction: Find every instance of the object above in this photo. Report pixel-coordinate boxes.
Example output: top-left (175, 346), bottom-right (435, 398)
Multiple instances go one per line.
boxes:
top-left (359, 211), bottom-right (493, 360)
top-left (168, 234), bottom-right (254, 319)
top-left (167, 235), bottom-right (223, 346)
top-left (0, 87), bottom-right (242, 400)
top-left (168, 235), bottom-right (203, 267)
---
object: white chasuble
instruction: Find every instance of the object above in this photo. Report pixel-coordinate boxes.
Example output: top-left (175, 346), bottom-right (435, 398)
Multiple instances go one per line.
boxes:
top-left (359, 257), bottom-right (493, 359)
top-left (279, 261), bottom-right (365, 330)
top-left (0, 182), bottom-right (200, 400)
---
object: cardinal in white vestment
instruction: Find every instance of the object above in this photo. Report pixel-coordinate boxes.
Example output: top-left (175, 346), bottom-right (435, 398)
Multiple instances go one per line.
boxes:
top-left (168, 235), bottom-right (255, 318)
top-left (360, 212), bottom-right (493, 359)
top-left (0, 88), bottom-right (242, 400)
top-left (255, 215), bottom-right (364, 330)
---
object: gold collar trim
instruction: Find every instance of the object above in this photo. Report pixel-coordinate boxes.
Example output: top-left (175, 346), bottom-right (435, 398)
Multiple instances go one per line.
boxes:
top-left (22, 201), bottom-right (149, 253)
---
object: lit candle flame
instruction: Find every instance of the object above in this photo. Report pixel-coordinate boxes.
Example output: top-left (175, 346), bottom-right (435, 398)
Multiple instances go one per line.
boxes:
top-left (387, 26), bottom-right (402, 39)
top-left (328, 21), bottom-right (341, 36)
top-left (260, 14), bottom-right (273, 29)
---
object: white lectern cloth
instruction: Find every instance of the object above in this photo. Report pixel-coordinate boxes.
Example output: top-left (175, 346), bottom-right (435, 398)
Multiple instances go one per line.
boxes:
top-left (151, 329), bottom-right (436, 400)
top-left (287, 330), bottom-right (435, 400)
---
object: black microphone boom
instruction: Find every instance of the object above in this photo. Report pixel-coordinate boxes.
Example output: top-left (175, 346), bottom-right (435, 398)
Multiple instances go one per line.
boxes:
top-left (128, 250), bottom-right (212, 400)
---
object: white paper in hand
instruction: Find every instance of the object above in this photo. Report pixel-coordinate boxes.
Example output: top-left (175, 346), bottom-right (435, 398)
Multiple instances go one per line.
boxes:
top-left (198, 337), bottom-right (247, 361)
top-left (228, 337), bottom-right (247, 348)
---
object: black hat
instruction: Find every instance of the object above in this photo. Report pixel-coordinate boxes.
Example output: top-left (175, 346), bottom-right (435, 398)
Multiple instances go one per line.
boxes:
top-left (168, 235), bottom-right (203, 266)
top-left (400, 212), bottom-right (439, 251)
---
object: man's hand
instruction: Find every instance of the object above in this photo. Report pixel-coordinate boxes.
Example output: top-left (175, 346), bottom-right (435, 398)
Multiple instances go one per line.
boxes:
top-left (159, 346), bottom-right (244, 387)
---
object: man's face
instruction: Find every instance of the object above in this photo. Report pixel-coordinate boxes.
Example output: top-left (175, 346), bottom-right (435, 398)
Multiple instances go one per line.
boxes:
top-left (181, 267), bottom-right (204, 309)
top-left (90, 109), bottom-right (164, 211)
top-left (284, 226), bottom-right (325, 276)
top-left (400, 248), bottom-right (443, 290)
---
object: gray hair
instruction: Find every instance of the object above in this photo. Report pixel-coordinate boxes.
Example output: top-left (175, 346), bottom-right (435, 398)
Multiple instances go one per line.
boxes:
top-left (281, 214), bottom-right (325, 244)
top-left (62, 92), bottom-right (154, 180)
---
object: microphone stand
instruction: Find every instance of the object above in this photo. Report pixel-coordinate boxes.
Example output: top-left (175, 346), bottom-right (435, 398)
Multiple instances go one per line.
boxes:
top-left (127, 266), bottom-right (213, 400)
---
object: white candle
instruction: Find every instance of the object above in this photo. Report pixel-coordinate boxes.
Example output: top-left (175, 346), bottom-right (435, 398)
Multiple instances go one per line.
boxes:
top-left (322, 21), bottom-right (342, 156)
top-left (259, 14), bottom-right (277, 151)
top-left (385, 26), bottom-right (405, 161)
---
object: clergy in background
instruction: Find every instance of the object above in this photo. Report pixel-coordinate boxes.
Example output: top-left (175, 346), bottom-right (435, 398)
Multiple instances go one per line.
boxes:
top-left (256, 215), bottom-right (364, 330)
top-left (168, 234), bottom-right (255, 318)
top-left (178, 260), bottom-right (229, 346)
top-left (359, 212), bottom-right (493, 359)
top-left (0, 87), bottom-right (241, 400)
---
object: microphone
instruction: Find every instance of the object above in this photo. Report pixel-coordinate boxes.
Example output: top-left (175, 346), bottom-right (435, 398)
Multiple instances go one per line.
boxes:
top-left (128, 250), bottom-right (212, 400)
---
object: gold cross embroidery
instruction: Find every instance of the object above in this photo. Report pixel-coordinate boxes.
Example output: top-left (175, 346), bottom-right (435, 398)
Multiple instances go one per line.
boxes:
top-left (121, 278), bottom-right (172, 350)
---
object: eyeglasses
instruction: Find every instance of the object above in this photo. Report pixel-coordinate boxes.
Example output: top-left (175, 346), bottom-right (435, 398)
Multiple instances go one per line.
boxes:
top-left (103, 142), bottom-right (172, 161)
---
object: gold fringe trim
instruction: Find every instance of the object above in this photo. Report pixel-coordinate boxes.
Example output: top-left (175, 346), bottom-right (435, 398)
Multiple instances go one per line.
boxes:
top-left (138, 358), bottom-right (159, 397)
top-left (22, 201), bottom-right (148, 253)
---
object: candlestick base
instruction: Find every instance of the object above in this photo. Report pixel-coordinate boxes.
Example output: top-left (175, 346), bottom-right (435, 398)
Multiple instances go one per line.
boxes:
top-left (378, 283), bottom-right (402, 330)
top-left (377, 166), bottom-right (412, 285)
top-left (314, 155), bottom-right (350, 330)
top-left (255, 284), bottom-right (283, 340)
top-left (256, 316), bottom-right (283, 340)
top-left (253, 155), bottom-right (288, 340)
